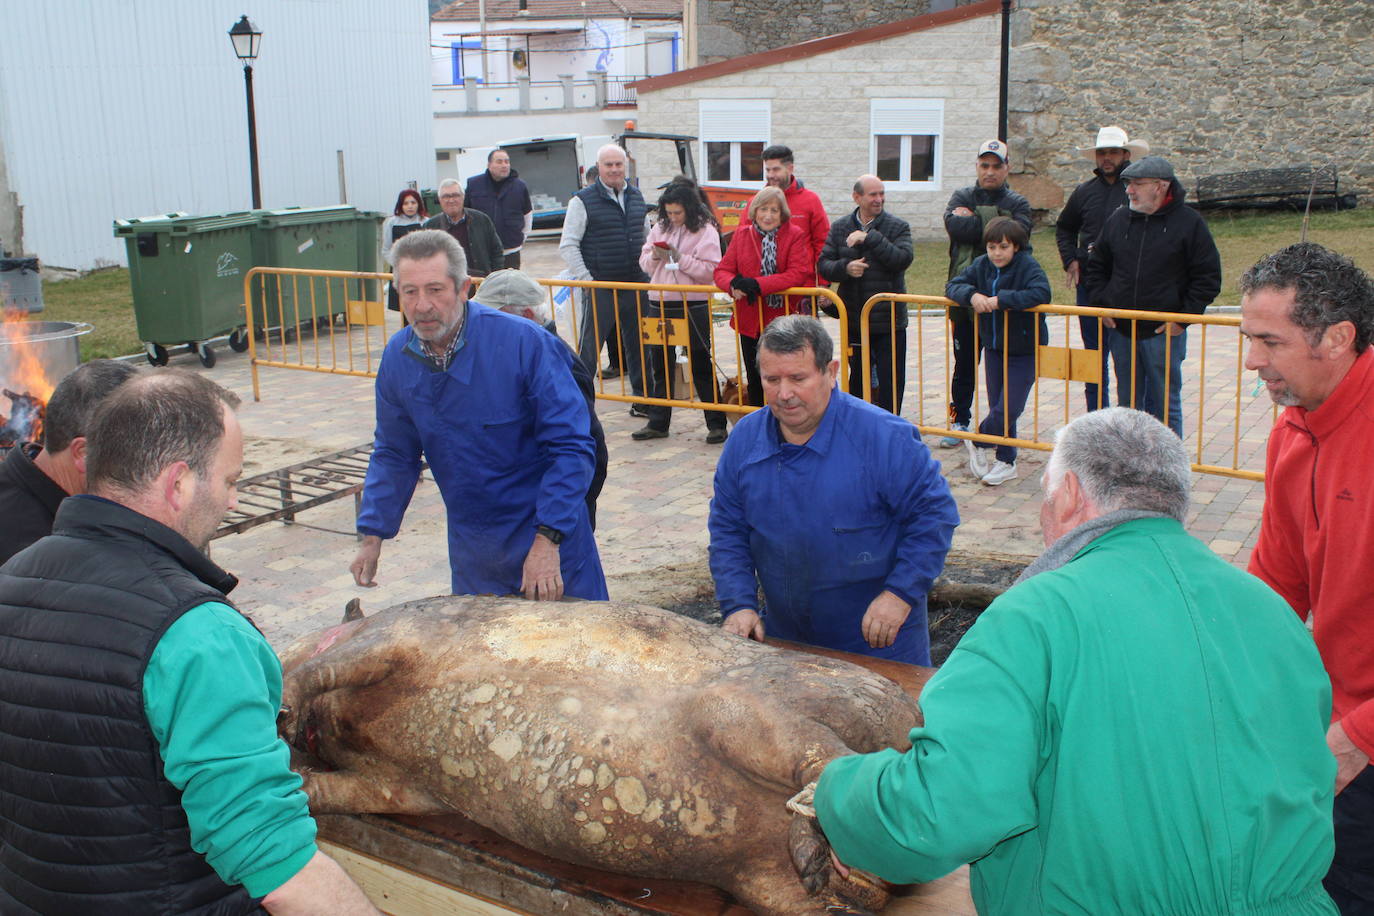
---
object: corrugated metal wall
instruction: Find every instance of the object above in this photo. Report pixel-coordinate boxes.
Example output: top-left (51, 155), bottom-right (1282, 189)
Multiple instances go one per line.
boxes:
top-left (0, 0), bottom-right (434, 269)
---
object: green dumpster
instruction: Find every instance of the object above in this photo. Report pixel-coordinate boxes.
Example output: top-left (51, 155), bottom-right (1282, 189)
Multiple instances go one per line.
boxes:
top-left (251, 206), bottom-right (377, 330)
top-left (420, 188), bottom-right (440, 220)
top-left (113, 211), bottom-right (257, 367)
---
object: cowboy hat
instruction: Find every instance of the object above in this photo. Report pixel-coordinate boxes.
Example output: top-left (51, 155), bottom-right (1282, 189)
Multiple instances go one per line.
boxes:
top-left (1077, 126), bottom-right (1149, 160)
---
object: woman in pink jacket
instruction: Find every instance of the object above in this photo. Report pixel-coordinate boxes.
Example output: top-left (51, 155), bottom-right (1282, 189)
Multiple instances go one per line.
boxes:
top-left (634, 179), bottom-right (728, 443)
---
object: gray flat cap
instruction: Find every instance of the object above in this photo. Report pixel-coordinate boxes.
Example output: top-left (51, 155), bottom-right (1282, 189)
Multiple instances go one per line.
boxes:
top-left (1120, 155), bottom-right (1176, 182)
top-left (476, 269), bottom-right (546, 309)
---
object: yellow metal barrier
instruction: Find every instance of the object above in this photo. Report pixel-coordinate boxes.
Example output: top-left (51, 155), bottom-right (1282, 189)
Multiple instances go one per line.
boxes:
top-left (858, 295), bottom-right (1270, 480)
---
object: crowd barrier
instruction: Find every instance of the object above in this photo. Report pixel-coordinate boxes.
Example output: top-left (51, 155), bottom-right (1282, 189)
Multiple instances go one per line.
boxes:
top-left (242, 268), bottom-right (1268, 479)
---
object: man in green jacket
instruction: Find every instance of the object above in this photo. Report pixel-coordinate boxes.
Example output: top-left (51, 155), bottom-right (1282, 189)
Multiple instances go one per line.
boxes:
top-left (816, 407), bottom-right (1338, 915)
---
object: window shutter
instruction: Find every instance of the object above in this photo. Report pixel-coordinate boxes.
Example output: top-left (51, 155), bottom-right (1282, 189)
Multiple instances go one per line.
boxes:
top-left (870, 99), bottom-right (943, 135)
top-left (700, 100), bottom-right (771, 142)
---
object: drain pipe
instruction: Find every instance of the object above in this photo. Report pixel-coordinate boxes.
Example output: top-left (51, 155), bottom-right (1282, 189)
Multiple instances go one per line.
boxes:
top-left (998, 0), bottom-right (1011, 142)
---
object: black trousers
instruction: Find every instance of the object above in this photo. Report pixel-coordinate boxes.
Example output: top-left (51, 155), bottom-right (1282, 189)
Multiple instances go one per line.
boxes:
top-left (1327, 764), bottom-right (1374, 914)
top-left (642, 300), bottom-right (727, 432)
top-left (503, 250), bottom-right (522, 269)
top-left (847, 331), bottom-right (907, 414)
top-left (948, 309), bottom-right (979, 425)
top-left (577, 286), bottom-right (646, 396)
top-left (740, 334), bottom-right (763, 409)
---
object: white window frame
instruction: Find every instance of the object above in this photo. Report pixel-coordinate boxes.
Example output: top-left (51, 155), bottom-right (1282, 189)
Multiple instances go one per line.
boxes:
top-left (699, 100), bottom-right (770, 186)
top-left (870, 99), bottom-right (943, 189)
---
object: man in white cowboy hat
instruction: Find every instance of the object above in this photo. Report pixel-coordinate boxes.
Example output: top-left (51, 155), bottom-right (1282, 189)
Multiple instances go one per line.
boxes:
top-left (1054, 126), bottom-right (1149, 412)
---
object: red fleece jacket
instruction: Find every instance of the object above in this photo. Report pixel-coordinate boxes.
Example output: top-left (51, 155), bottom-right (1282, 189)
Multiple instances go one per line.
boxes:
top-left (1250, 347), bottom-right (1374, 758)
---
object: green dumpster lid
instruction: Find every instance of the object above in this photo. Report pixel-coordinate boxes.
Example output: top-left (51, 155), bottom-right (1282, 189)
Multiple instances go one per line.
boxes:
top-left (113, 211), bottom-right (258, 236)
top-left (256, 205), bottom-right (360, 227)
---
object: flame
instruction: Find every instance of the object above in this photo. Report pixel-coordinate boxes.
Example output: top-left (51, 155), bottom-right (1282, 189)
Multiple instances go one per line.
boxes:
top-left (1, 311), bottom-right (54, 445)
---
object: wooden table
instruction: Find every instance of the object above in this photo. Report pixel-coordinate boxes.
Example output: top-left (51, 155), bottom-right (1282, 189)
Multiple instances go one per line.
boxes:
top-left (318, 640), bottom-right (976, 916)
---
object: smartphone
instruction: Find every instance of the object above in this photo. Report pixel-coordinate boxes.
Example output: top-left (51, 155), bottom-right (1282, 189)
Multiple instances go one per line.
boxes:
top-left (653, 241), bottom-right (670, 249)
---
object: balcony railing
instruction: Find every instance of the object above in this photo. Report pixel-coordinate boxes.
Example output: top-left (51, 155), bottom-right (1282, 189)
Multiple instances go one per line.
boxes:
top-left (433, 71), bottom-right (648, 117)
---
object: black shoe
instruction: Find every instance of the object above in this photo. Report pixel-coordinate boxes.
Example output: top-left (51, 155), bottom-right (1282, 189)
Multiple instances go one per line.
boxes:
top-left (628, 404), bottom-right (648, 419)
top-left (705, 428), bottom-right (727, 444)
top-left (600, 366), bottom-right (622, 379)
top-left (631, 425), bottom-right (668, 440)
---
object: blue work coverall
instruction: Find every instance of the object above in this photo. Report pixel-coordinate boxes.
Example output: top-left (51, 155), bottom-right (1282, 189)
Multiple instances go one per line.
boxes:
top-left (357, 301), bottom-right (608, 599)
top-left (708, 389), bottom-right (959, 664)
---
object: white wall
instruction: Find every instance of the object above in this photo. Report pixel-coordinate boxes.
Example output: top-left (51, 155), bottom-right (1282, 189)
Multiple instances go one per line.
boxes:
top-left (0, 0), bottom-right (434, 269)
top-left (431, 18), bottom-right (681, 84)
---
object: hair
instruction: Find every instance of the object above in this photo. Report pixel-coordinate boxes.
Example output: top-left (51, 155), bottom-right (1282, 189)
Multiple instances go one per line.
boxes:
top-left (1044, 407), bottom-right (1191, 521)
top-left (437, 178), bottom-right (462, 197)
top-left (41, 359), bottom-right (140, 454)
top-left (596, 143), bottom-right (626, 166)
top-left (392, 188), bottom-right (427, 219)
top-left (391, 229), bottom-right (468, 287)
top-left (86, 370), bottom-right (241, 493)
top-left (761, 145), bottom-right (793, 165)
top-left (748, 186), bottom-right (790, 224)
top-left (983, 216), bottom-right (1028, 250)
top-left (656, 177), bottom-right (715, 233)
top-left (757, 315), bottom-right (833, 371)
top-left (487, 148), bottom-right (508, 163)
top-left (1239, 242), bottom-right (1374, 353)
top-left (583, 165), bottom-right (599, 186)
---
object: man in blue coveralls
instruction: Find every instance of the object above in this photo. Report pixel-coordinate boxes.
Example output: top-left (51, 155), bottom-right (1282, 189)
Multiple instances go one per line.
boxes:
top-left (708, 315), bottom-right (958, 665)
top-left (351, 229), bottom-right (607, 600)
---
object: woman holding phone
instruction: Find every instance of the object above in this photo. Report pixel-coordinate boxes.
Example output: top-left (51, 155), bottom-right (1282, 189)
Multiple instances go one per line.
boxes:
top-left (635, 178), bottom-right (728, 443)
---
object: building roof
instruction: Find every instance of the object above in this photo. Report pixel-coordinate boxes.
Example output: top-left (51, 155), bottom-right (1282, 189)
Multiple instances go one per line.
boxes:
top-left (434, 0), bottom-right (681, 20)
top-left (631, 0), bottom-right (1000, 92)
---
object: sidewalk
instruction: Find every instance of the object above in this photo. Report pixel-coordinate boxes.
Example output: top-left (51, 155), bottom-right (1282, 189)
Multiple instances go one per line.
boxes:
top-left (194, 240), bottom-right (1270, 649)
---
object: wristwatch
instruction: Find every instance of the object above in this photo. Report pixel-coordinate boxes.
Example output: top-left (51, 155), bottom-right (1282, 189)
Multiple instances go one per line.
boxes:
top-left (536, 524), bottom-right (565, 545)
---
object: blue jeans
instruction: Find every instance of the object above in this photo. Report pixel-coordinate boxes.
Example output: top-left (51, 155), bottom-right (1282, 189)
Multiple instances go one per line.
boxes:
top-left (1106, 324), bottom-right (1186, 437)
top-left (975, 349), bottom-right (1035, 464)
top-left (1077, 286), bottom-right (1111, 411)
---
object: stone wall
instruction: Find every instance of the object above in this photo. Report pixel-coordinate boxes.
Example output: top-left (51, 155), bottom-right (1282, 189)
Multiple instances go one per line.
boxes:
top-left (697, 0), bottom-right (935, 63)
top-left (1009, 0), bottom-right (1373, 208)
top-left (634, 15), bottom-right (1001, 239)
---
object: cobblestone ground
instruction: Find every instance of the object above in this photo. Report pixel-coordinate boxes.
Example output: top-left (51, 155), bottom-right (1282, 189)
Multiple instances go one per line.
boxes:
top-left (187, 239), bottom-right (1273, 649)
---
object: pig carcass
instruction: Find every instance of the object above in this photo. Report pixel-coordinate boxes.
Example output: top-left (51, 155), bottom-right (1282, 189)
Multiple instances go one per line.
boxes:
top-left (277, 596), bottom-right (921, 914)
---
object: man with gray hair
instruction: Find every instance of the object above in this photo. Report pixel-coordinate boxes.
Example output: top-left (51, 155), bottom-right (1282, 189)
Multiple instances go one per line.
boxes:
top-left (0, 357), bottom-right (137, 564)
top-left (1242, 242), bottom-right (1374, 913)
top-left (814, 406), bottom-right (1338, 915)
top-left (708, 315), bottom-right (958, 665)
top-left (423, 178), bottom-right (505, 277)
top-left (474, 268), bottom-right (607, 529)
top-left (352, 231), bottom-right (606, 600)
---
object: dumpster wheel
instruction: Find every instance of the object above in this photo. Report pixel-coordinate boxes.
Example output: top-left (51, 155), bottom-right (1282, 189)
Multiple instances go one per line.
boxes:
top-left (229, 328), bottom-right (249, 352)
top-left (145, 342), bottom-right (169, 367)
top-left (192, 341), bottom-right (217, 368)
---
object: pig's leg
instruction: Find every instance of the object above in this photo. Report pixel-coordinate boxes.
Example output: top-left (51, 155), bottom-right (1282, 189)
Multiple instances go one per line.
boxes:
top-left (299, 764), bottom-right (448, 815)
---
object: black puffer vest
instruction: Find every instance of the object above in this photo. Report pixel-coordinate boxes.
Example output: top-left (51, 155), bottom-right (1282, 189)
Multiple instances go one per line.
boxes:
top-left (0, 495), bottom-right (265, 915)
top-left (576, 181), bottom-right (648, 281)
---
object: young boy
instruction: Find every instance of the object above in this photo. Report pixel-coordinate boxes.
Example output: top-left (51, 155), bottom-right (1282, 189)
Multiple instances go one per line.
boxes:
top-left (945, 217), bottom-right (1051, 485)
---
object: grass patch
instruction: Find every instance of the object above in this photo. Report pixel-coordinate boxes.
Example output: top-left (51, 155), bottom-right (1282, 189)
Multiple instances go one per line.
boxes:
top-left (20, 209), bottom-right (1374, 361)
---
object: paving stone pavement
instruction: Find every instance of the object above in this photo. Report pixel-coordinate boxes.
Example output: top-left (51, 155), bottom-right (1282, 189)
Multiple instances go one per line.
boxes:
top-left (179, 239), bottom-right (1273, 649)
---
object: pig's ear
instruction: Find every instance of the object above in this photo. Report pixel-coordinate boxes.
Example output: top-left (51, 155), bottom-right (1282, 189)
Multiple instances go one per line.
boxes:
top-left (343, 598), bottom-right (365, 623)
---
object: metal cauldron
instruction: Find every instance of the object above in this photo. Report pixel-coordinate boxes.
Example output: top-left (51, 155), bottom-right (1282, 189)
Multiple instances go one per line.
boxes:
top-left (0, 320), bottom-right (94, 392)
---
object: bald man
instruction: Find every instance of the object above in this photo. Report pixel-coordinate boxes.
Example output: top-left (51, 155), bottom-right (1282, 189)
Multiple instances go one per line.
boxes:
top-left (818, 175), bottom-right (914, 413)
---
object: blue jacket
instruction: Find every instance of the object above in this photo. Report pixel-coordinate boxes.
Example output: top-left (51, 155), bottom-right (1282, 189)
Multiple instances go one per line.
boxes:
top-left (358, 301), bottom-right (607, 599)
top-left (465, 169), bottom-right (532, 250)
top-left (945, 247), bottom-right (1051, 357)
top-left (708, 389), bottom-right (959, 664)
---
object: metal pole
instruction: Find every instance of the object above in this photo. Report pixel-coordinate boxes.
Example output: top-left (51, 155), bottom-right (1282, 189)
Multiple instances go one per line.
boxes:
top-left (998, 0), bottom-right (1011, 143)
top-left (479, 0), bottom-right (489, 84)
top-left (244, 63), bottom-right (262, 209)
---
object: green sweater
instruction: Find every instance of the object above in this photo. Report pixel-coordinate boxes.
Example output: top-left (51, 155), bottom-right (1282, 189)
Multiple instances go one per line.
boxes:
top-left (143, 601), bottom-right (318, 897)
top-left (817, 518), bottom-right (1337, 915)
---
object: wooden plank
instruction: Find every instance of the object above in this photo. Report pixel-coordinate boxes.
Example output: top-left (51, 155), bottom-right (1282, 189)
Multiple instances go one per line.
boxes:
top-left (320, 839), bottom-right (523, 916)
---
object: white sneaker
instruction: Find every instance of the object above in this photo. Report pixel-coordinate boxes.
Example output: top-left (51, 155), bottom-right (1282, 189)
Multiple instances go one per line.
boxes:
top-left (981, 460), bottom-right (1018, 486)
top-left (939, 422), bottom-right (969, 448)
top-left (964, 438), bottom-right (991, 479)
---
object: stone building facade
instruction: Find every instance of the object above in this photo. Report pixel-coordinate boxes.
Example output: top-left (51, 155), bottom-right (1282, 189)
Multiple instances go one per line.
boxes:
top-left (632, 4), bottom-right (1003, 238)
top-left (697, 0), bottom-right (939, 63)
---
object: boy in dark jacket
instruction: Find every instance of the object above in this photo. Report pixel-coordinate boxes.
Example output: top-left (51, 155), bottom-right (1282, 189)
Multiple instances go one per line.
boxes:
top-left (945, 217), bottom-right (1051, 485)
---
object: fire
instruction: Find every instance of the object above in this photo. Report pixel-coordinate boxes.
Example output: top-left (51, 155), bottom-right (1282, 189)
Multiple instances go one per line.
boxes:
top-left (0, 310), bottom-right (53, 446)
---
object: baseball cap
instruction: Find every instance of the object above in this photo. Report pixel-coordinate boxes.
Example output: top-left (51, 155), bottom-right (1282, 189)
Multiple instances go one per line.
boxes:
top-left (977, 139), bottom-right (1010, 163)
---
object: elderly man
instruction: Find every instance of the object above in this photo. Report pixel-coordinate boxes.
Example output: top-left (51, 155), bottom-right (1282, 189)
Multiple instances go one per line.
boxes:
top-left (940, 139), bottom-right (1032, 446)
top-left (815, 407), bottom-right (1338, 915)
top-left (1055, 126), bottom-right (1147, 411)
top-left (423, 178), bottom-right (505, 277)
top-left (1242, 243), bottom-right (1374, 914)
top-left (818, 174), bottom-right (914, 413)
top-left (0, 357), bottom-right (137, 564)
top-left (762, 144), bottom-right (829, 276)
top-left (352, 230), bottom-right (606, 600)
top-left (708, 315), bottom-right (958, 665)
top-left (465, 149), bottom-right (533, 269)
top-left (0, 371), bottom-right (378, 914)
top-left (474, 268), bottom-right (608, 529)
top-left (1084, 155), bottom-right (1221, 437)
top-left (560, 143), bottom-right (650, 408)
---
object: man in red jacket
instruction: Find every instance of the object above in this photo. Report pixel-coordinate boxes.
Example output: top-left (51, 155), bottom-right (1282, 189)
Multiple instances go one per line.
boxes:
top-left (1243, 242), bottom-right (1374, 914)
top-left (762, 145), bottom-right (829, 282)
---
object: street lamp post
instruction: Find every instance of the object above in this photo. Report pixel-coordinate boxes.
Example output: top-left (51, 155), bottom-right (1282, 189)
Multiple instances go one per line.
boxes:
top-left (228, 15), bottom-right (263, 209)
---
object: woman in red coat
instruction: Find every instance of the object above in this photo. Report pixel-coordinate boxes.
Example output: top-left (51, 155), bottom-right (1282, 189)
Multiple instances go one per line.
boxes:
top-left (714, 186), bottom-right (815, 407)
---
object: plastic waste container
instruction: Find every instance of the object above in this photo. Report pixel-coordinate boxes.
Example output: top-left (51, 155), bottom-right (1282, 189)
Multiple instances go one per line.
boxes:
top-left (251, 206), bottom-right (375, 329)
top-left (0, 257), bottom-right (43, 313)
top-left (113, 212), bottom-right (257, 367)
